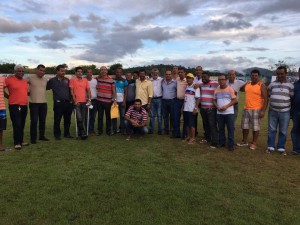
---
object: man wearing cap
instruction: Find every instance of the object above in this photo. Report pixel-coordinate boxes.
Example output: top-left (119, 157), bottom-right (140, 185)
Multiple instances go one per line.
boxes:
top-left (28, 64), bottom-right (49, 144)
top-left (47, 64), bottom-right (73, 140)
top-left (5, 65), bottom-right (29, 150)
top-left (182, 73), bottom-right (200, 144)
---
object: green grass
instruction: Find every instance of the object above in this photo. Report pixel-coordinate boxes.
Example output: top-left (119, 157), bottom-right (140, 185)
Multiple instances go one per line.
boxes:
top-left (0, 93), bottom-right (299, 225)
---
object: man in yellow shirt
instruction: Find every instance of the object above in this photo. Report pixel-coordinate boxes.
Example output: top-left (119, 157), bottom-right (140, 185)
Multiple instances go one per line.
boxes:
top-left (135, 69), bottom-right (153, 111)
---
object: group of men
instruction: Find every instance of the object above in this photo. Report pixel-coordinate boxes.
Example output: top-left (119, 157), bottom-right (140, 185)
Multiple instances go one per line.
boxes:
top-left (0, 64), bottom-right (300, 156)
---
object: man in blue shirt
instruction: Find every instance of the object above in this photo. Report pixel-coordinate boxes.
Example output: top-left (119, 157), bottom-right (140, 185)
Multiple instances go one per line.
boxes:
top-left (112, 68), bottom-right (128, 134)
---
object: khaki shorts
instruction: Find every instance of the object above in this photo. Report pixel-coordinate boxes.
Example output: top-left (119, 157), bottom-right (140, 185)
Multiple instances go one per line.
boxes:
top-left (241, 109), bottom-right (261, 131)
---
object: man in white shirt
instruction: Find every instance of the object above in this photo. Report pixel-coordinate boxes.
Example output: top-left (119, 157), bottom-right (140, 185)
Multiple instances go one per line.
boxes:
top-left (149, 68), bottom-right (163, 135)
top-left (86, 69), bottom-right (97, 135)
top-left (226, 70), bottom-right (245, 120)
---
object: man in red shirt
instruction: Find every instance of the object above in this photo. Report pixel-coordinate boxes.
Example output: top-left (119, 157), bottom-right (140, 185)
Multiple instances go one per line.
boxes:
top-left (5, 65), bottom-right (29, 150)
top-left (70, 66), bottom-right (91, 139)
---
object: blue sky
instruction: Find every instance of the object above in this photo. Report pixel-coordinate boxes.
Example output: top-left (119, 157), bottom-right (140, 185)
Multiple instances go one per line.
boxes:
top-left (0, 0), bottom-right (300, 71)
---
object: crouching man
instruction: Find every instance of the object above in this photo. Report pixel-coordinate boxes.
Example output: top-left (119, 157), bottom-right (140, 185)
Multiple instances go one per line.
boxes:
top-left (124, 99), bottom-right (148, 140)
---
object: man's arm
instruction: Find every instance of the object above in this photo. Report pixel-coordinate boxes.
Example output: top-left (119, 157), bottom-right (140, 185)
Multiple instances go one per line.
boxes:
top-left (123, 86), bottom-right (128, 108)
top-left (87, 88), bottom-right (91, 103)
top-left (260, 83), bottom-right (268, 118)
top-left (70, 87), bottom-right (77, 104)
top-left (112, 84), bottom-right (117, 105)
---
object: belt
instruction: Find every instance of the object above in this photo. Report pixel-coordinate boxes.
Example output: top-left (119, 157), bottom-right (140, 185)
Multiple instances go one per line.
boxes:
top-left (152, 96), bottom-right (162, 99)
top-left (55, 99), bottom-right (70, 103)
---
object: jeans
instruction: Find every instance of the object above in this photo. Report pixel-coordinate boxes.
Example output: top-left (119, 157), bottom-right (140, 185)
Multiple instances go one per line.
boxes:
top-left (200, 108), bottom-right (218, 146)
top-left (124, 120), bottom-right (148, 135)
top-left (97, 101), bottom-right (112, 134)
top-left (75, 103), bottom-right (87, 136)
top-left (173, 98), bottom-right (186, 137)
top-left (29, 103), bottom-right (47, 141)
top-left (9, 105), bottom-right (28, 145)
top-left (112, 102), bottom-right (126, 132)
top-left (149, 98), bottom-right (162, 133)
top-left (267, 109), bottom-right (290, 150)
top-left (53, 101), bottom-right (73, 138)
top-left (162, 99), bottom-right (174, 133)
top-left (86, 99), bottom-right (97, 133)
top-left (291, 111), bottom-right (300, 153)
top-left (217, 114), bottom-right (235, 147)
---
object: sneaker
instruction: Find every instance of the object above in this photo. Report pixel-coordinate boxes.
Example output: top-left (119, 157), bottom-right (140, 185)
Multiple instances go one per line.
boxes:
top-left (39, 137), bottom-right (50, 141)
top-left (266, 147), bottom-right (275, 153)
top-left (210, 145), bottom-right (217, 149)
top-left (237, 141), bottom-right (248, 147)
top-left (21, 142), bottom-right (29, 146)
top-left (249, 144), bottom-right (256, 150)
top-left (14, 144), bottom-right (22, 150)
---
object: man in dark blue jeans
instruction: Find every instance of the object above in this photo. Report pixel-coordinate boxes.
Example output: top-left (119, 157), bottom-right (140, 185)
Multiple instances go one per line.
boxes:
top-left (291, 67), bottom-right (300, 155)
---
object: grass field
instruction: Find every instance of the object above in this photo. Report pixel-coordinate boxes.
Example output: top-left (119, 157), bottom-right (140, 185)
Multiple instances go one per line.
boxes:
top-left (0, 93), bottom-right (299, 225)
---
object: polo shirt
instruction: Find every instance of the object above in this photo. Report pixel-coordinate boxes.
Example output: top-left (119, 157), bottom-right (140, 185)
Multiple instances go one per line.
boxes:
top-left (176, 77), bottom-right (187, 99)
top-left (0, 77), bottom-right (6, 110)
top-left (28, 74), bottom-right (48, 103)
top-left (125, 105), bottom-right (148, 125)
top-left (70, 77), bottom-right (90, 103)
top-left (96, 76), bottom-right (115, 103)
top-left (47, 76), bottom-right (71, 101)
top-left (162, 79), bottom-right (177, 99)
top-left (200, 80), bottom-right (219, 108)
top-left (114, 78), bottom-right (128, 102)
top-left (268, 81), bottom-right (294, 112)
top-left (214, 86), bottom-right (236, 115)
top-left (136, 79), bottom-right (153, 105)
top-left (183, 85), bottom-right (200, 112)
top-left (5, 76), bottom-right (28, 105)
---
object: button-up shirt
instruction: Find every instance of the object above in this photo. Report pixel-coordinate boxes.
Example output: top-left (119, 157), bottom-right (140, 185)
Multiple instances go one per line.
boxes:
top-left (162, 79), bottom-right (177, 99)
top-left (150, 77), bottom-right (163, 98)
top-left (136, 79), bottom-right (153, 105)
top-left (176, 77), bottom-right (187, 99)
top-left (47, 76), bottom-right (71, 101)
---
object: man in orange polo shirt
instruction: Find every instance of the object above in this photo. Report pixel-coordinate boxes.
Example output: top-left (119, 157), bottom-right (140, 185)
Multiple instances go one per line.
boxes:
top-left (5, 65), bottom-right (29, 150)
top-left (70, 66), bottom-right (91, 139)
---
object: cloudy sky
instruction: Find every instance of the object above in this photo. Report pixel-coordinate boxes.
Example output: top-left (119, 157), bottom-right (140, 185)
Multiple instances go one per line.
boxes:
top-left (1, 0), bottom-right (300, 71)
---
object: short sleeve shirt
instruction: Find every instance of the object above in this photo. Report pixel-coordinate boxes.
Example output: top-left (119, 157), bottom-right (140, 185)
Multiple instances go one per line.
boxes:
top-left (183, 85), bottom-right (200, 112)
top-left (214, 86), bottom-right (236, 114)
top-left (5, 76), bottom-right (28, 105)
top-left (69, 77), bottom-right (90, 103)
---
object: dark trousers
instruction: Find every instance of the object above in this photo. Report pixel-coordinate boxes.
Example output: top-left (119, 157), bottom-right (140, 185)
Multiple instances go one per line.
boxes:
top-left (75, 103), bottom-right (87, 136)
top-left (29, 103), bottom-right (47, 141)
top-left (217, 114), bottom-right (235, 147)
top-left (53, 101), bottom-right (73, 138)
top-left (200, 108), bottom-right (218, 146)
top-left (173, 98), bottom-right (186, 137)
top-left (86, 99), bottom-right (97, 133)
top-left (97, 101), bottom-right (112, 134)
top-left (162, 99), bottom-right (174, 133)
top-left (9, 104), bottom-right (28, 145)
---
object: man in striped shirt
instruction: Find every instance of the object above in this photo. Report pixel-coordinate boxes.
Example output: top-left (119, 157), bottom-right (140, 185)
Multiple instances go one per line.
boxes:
top-left (199, 73), bottom-right (219, 148)
top-left (267, 66), bottom-right (294, 155)
top-left (124, 99), bottom-right (148, 140)
top-left (96, 66), bottom-right (117, 136)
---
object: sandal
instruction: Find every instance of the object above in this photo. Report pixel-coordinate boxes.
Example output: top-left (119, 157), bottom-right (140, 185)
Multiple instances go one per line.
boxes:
top-left (199, 139), bottom-right (207, 144)
top-left (188, 139), bottom-right (196, 145)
